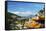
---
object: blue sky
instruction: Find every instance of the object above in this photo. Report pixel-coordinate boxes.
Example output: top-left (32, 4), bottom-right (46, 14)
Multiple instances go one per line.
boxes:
top-left (7, 2), bottom-right (44, 16)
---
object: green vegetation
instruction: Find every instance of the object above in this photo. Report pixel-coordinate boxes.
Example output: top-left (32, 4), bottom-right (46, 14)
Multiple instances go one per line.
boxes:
top-left (5, 8), bottom-right (45, 30)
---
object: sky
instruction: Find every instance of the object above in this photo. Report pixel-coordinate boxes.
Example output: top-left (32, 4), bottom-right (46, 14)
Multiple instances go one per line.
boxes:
top-left (7, 2), bottom-right (44, 16)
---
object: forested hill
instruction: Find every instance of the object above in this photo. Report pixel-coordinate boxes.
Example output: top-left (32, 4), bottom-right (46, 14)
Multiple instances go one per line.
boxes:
top-left (7, 12), bottom-right (21, 18)
top-left (5, 12), bottom-right (22, 30)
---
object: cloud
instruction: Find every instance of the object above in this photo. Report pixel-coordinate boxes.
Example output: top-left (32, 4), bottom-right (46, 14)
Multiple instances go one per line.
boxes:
top-left (8, 9), bottom-right (32, 16)
top-left (9, 11), bottom-right (32, 16)
top-left (11, 11), bottom-right (32, 15)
